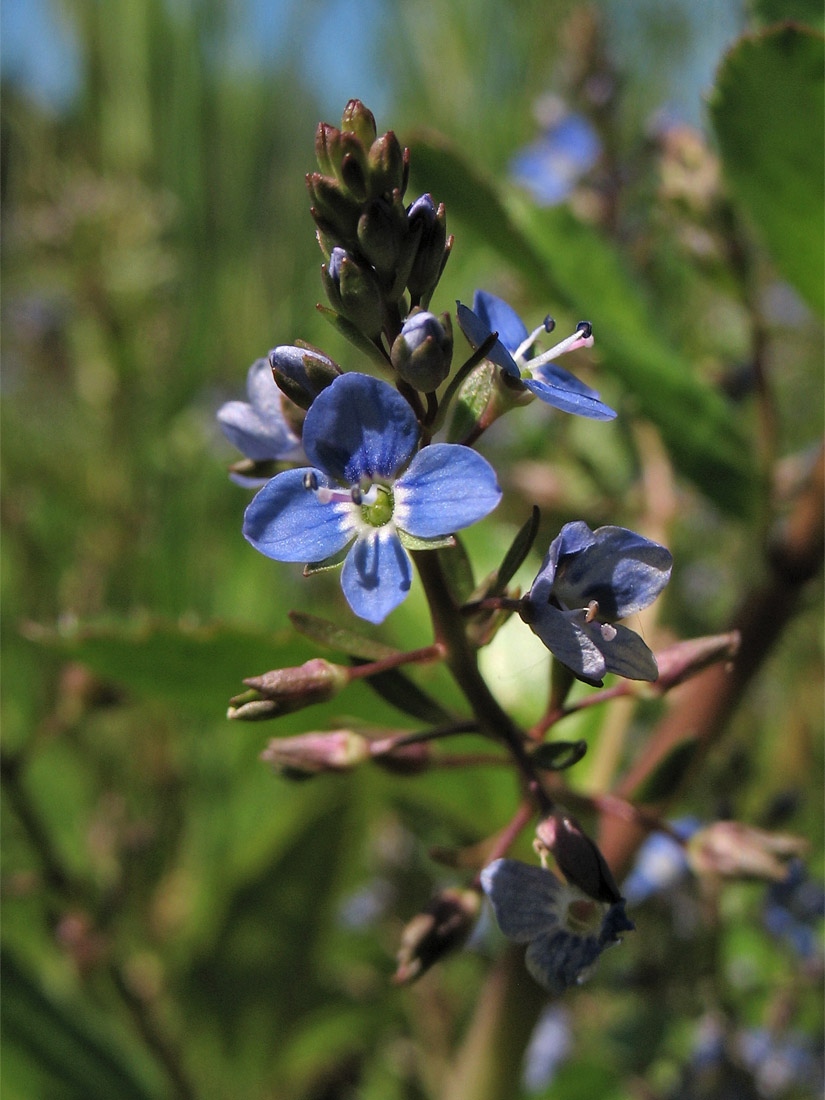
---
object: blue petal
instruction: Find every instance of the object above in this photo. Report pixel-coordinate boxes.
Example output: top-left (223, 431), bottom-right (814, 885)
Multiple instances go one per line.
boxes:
top-left (480, 859), bottom-right (564, 943)
top-left (522, 376), bottom-right (617, 420)
top-left (581, 621), bottom-right (659, 681)
top-left (525, 929), bottom-right (603, 993)
top-left (394, 444), bottom-right (502, 537)
top-left (268, 345), bottom-right (335, 402)
top-left (340, 529), bottom-right (412, 623)
top-left (472, 290), bottom-right (529, 354)
top-left (522, 603), bottom-right (606, 685)
top-left (456, 301), bottom-right (521, 378)
top-left (553, 525), bottom-right (673, 619)
top-left (302, 373), bottom-right (420, 484)
top-left (243, 467), bottom-right (354, 562)
top-left (217, 358), bottom-right (301, 461)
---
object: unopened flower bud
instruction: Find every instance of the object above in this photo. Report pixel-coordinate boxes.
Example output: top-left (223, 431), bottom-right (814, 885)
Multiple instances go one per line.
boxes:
top-left (306, 173), bottom-right (361, 250)
top-left (322, 247), bottom-right (384, 339)
top-left (391, 310), bottom-right (453, 391)
top-left (367, 131), bottom-right (405, 199)
top-left (356, 197), bottom-right (406, 281)
top-left (394, 888), bottom-right (481, 983)
top-left (406, 194), bottom-right (449, 304)
top-left (269, 345), bottom-right (340, 411)
top-left (341, 99), bottom-right (377, 148)
top-left (687, 821), bottom-right (808, 882)
top-left (260, 729), bottom-right (371, 779)
top-left (535, 813), bottom-right (622, 904)
top-left (240, 657), bottom-right (350, 712)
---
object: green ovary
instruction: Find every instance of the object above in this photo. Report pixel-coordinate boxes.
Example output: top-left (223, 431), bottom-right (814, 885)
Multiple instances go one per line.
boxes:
top-left (360, 484), bottom-right (394, 527)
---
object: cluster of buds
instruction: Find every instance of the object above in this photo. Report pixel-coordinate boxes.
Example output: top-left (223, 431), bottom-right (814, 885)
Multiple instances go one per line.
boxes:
top-left (308, 100), bottom-right (452, 386)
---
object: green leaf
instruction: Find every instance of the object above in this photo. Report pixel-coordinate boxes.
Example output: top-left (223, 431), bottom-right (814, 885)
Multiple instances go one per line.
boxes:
top-left (488, 506), bottom-right (540, 596)
top-left (358, 664), bottom-right (455, 725)
top-left (289, 611), bottom-right (400, 660)
top-left (710, 26), bottom-right (825, 316)
top-left (530, 738), bottom-right (588, 771)
top-left (409, 134), bottom-right (756, 517)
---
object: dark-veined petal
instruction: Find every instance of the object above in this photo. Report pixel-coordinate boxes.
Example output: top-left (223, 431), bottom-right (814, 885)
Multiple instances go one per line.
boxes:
top-left (303, 373), bottom-right (419, 484)
top-left (522, 603), bottom-right (607, 686)
top-left (472, 290), bottom-right (530, 353)
top-left (243, 468), bottom-right (355, 563)
top-left (480, 859), bottom-right (565, 943)
top-left (525, 929), bottom-right (604, 993)
top-left (522, 376), bottom-right (616, 421)
top-left (580, 621), bottom-right (659, 681)
top-left (456, 302), bottom-right (521, 377)
top-left (553, 525), bottom-right (673, 619)
top-left (341, 528), bottom-right (413, 623)
top-left (394, 444), bottom-right (502, 538)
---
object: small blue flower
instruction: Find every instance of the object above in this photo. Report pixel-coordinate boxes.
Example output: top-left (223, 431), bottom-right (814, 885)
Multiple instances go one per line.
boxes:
top-left (520, 521), bottom-right (673, 685)
top-left (510, 113), bottom-right (602, 206)
top-left (243, 372), bottom-right (502, 623)
top-left (217, 358), bottom-right (303, 485)
top-left (763, 860), bottom-right (825, 960)
top-left (456, 290), bottom-right (616, 421)
top-left (481, 858), bottom-right (634, 994)
top-left (622, 818), bottom-right (700, 906)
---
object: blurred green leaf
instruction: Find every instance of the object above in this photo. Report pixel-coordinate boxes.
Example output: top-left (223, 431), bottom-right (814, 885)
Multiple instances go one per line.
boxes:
top-left (409, 134), bottom-right (757, 517)
top-left (289, 611), bottom-right (401, 660)
top-left (710, 25), bottom-right (825, 316)
top-left (1, 951), bottom-right (166, 1100)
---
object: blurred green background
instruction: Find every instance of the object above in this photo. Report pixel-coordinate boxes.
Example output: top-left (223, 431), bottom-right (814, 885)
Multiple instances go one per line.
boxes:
top-left (2, 1), bottom-right (823, 1098)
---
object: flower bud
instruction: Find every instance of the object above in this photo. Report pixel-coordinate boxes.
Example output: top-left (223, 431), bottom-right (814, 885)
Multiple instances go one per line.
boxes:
top-left (651, 632), bottom-right (740, 693)
top-left (687, 822), bottom-right (807, 882)
top-left (534, 813), bottom-right (622, 904)
top-left (391, 310), bottom-right (453, 391)
top-left (367, 131), bottom-right (406, 199)
top-left (315, 122), bottom-right (342, 177)
top-left (341, 99), bottom-right (377, 147)
top-left (260, 729), bottom-right (371, 779)
top-left (306, 173), bottom-right (361, 250)
top-left (322, 247), bottom-right (384, 339)
top-left (269, 345), bottom-right (340, 411)
top-left (394, 888), bottom-right (481, 983)
top-left (406, 194), bottom-right (449, 304)
top-left (356, 197), bottom-right (406, 282)
top-left (242, 657), bottom-right (350, 709)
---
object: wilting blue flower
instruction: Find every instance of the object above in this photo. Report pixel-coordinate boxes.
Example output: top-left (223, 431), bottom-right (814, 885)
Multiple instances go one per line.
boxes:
top-left (481, 858), bottom-right (634, 994)
top-left (520, 521), bottom-right (673, 685)
top-left (510, 112), bottom-right (602, 206)
top-left (217, 358), bottom-right (302, 485)
top-left (243, 372), bottom-right (502, 623)
top-left (457, 290), bottom-right (616, 420)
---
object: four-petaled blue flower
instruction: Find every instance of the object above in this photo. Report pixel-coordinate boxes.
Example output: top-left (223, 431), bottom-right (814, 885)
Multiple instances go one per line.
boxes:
top-left (243, 372), bottom-right (502, 623)
top-left (520, 521), bottom-right (673, 685)
top-left (217, 358), bottom-right (302, 485)
top-left (481, 858), bottom-right (634, 994)
top-left (457, 290), bottom-right (616, 420)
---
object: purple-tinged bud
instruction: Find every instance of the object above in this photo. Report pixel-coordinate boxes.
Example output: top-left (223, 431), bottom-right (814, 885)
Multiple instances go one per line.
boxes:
top-left (322, 247), bottom-right (384, 339)
top-left (315, 122), bottom-right (341, 177)
top-left (367, 131), bottom-right (406, 199)
top-left (260, 729), bottom-right (371, 779)
top-left (242, 657), bottom-right (350, 708)
top-left (687, 822), bottom-right (807, 882)
top-left (269, 345), bottom-right (340, 411)
top-left (406, 194), bottom-right (450, 305)
top-left (651, 632), bottom-right (741, 693)
top-left (341, 99), bottom-right (377, 147)
top-left (338, 132), bottom-right (369, 202)
top-left (390, 310), bottom-right (453, 391)
top-left (394, 888), bottom-right (481, 983)
top-left (535, 813), bottom-right (622, 904)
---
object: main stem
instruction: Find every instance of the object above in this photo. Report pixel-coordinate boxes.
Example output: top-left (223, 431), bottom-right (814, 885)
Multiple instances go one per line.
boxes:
top-left (412, 550), bottom-right (553, 816)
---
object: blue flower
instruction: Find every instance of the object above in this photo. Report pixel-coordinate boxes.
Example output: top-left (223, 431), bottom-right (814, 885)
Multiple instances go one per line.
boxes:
top-left (622, 818), bottom-right (700, 906)
top-left (520, 521), bottom-right (673, 685)
top-left (480, 858), bottom-right (634, 994)
top-left (217, 358), bottom-right (303, 485)
top-left (510, 112), bottom-right (602, 206)
top-left (243, 372), bottom-right (502, 623)
top-left (456, 290), bottom-right (616, 420)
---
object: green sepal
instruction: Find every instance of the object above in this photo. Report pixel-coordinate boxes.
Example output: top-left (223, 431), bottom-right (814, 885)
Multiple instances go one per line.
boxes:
top-left (529, 739), bottom-right (588, 771)
top-left (288, 611), bottom-right (400, 661)
top-left (397, 531), bottom-right (456, 552)
top-left (446, 361), bottom-right (495, 443)
top-left (490, 506), bottom-right (540, 597)
top-left (315, 304), bottom-right (392, 373)
top-left (356, 662), bottom-right (454, 724)
top-left (303, 544), bottom-right (352, 575)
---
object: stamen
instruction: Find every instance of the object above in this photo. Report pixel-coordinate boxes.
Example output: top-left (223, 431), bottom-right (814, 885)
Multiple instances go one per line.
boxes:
top-left (303, 470), bottom-right (359, 505)
top-left (514, 318), bottom-right (556, 364)
top-left (303, 471), bottom-right (318, 491)
top-left (351, 485), bottom-right (363, 505)
top-left (527, 322), bottom-right (595, 369)
top-left (585, 600), bottom-right (599, 623)
top-left (600, 623), bottom-right (617, 642)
